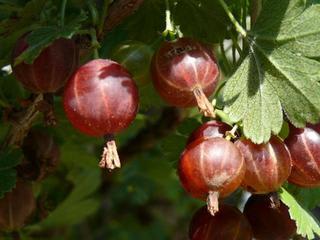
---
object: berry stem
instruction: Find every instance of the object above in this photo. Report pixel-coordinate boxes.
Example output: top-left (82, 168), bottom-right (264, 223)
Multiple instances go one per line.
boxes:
top-left (60, 0), bottom-right (68, 27)
top-left (193, 87), bottom-right (215, 118)
top-left (269, 192), bottom-right (281, 209)
top-left (98, 0), bottom-right (110, 37)
top-left (162, 0), bottom-right (177, 40)
top-left (165, 0), bottom-right (174, 32)
top-left (207, 191), bottom-right (220, 216)
top-left (38, 93), bottom-right (57, 126)
top-left (225, 124), bottom-right (238, 141)
top-left (217, 0), bottom-right (247, 37)
top-left (99, 134), bottom-right (121, 170)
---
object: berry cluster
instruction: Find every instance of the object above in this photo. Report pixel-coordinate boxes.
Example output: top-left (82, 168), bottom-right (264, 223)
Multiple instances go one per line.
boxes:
top-left (8, 27), bottom-right (320, 238)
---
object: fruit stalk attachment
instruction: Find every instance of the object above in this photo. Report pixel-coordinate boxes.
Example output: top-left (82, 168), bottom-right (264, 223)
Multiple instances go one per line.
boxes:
top-left (99, 134), bottom-right (121, 170)
top-left (207, 191), bottom-right (219, 215)
top-left (193, 87), bottom-right (215, 118)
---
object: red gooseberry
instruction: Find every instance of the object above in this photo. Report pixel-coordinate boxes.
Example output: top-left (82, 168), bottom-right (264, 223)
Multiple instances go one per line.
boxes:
top-left (151, 37), bottom-right (219, 117)
top-left (285, 124), bottom-right (320, 187)
top-left (63, 59), bottom-right (139, 170)
top-left (178, 137), bottom-right (245, 215)
top-left (12, 34), bottom-right (78, 93)
top-left (235, 136), bottom-right (292, 194)
top-left (189, 204), bottom-right (253, 240)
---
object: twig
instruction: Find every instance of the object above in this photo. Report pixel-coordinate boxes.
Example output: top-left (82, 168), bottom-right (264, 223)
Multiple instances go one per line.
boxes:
top-left (218, 0), bottom-right (247, 37)
top-left (98, 0), bottom-right (144, 41)
top-left (1, 94), bottom-right (43, 148)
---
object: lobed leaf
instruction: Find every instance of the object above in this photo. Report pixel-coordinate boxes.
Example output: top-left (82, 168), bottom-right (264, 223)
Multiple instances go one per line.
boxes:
top-left (223, 0), bottom-right (320, 143)
top-left (279, 187), bottom-right (320, 239)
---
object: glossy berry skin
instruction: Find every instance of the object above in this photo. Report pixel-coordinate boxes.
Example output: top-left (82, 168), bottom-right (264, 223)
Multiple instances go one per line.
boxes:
top-left (244, 194), bottom-right (297, 240)
top-left (235, 136), bottom-right (292, 194)
top-left (187, 120), bottom-right (231, 145)
top-left (189, 204), bottom-right (252, 240)
top-left (12, 34), bottom-right (78, 93)
top-left (63, 59), bottom-right (139, 136)
top-left (0, 181), bottom-right (36, 231)
top-left (151, 38), bottom-right (219, 107)
top-left (178, 137), bottom-right (245, 200)
top-left (285, 124), bottom-right (320, 187)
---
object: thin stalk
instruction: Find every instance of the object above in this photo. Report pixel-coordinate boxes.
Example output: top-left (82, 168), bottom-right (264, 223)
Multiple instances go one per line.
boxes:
top-left (232, 42), bottom-right (236, 65)
top-left (89, 28), bottom-right (100, 59)
top-left (87, 0), bottom-right (99, 26)
top-left (60, 0), bottom-right (67, 27)
top-left (98, 0), bottom-right (110, 36)
top-left (230, 31), bottom-right (243, 57)
top-left (165, 0), bottom-right (174, 32)
top-left (219, 42), bottom-right (232, 75)
top-left (217, 0), bottom-right (247, 37)
top-left (225, 124), bottom-right (239, 141)
top-left (242, 0), bottom-right (248, 30)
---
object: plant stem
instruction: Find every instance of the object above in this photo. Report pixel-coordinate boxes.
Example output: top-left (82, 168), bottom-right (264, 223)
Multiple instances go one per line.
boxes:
top-left (219, 42), bottom-right (232, 75)
top-left (98, 0), bottom-right (110, 36)
top-left (87, 0), bottom-right (99, 26)
top-left (90, 28), bottom-right (100, 59)
top-left (1, 94), bottom-right (43, 149)
top-left (225, 124), bottom-right (239, 141)
top-left (242, 0), bottom-right (248, 30)
top-left (218, 0), bottom-right (247, 37)
top-left (60, 0), bottom-right (67, 27)
top-left (165, 0), bottom-right (174, 32)
top-left (230, 31), bottom-right (243, 57)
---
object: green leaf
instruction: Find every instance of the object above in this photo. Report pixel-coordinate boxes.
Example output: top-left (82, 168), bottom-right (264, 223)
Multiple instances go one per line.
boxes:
top-left (0, 0), bottom-right (56, 67)
top-left (286, 184), bottom-right (320, 209)
top-left (0, 148), bottom-right (22, 198)
top-left (279, 187), bottom-right (320, 239)
top-left (223, 0), bottom-right (320, 143)
top-left (14, 12), bottom-right (87, 65)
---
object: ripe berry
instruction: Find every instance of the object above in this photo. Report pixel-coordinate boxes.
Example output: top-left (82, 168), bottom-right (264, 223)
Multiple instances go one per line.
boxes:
top-left (189, 204), bottom-right (252, 240)
top-left (178, 137), bottom-right (245, 215)
top-left (12, 34), bottom-right (78, 93)
top-left (244, 194), bottom-right (297, 240)
top-left (17, 129), bottom-right (60, 181)
top-left (111, 40), bottom-right (153, 85)
top-left (63, 59), bottom-right (139, 169)
top-left (0, 181), bottom-right (36, 231)
top-left (187, 120), bottom-right (232, 145)
top-left (235, 136), bottom-right (292, 194)
top-left (285, 124), bottom-right (320, 187)
top-left (151, 38), bottom-right (219, 117)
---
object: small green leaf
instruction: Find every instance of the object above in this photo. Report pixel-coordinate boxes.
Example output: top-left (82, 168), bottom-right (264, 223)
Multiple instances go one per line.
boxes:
top-left (0, 148), bottom-right (22, 198)
top-left (279, 187), bottom-right (320, 239)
